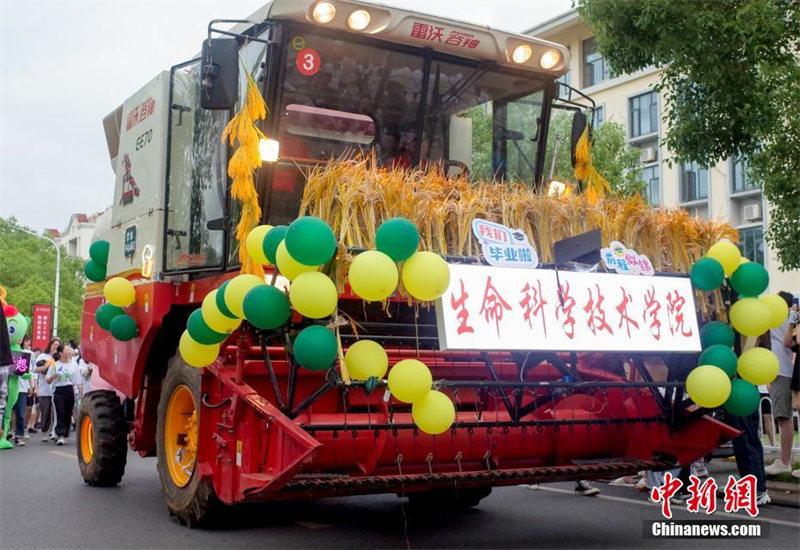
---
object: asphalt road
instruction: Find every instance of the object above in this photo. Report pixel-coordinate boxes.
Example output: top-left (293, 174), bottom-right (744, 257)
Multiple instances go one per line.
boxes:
top-left (1, 437), bottom-right (798, 549)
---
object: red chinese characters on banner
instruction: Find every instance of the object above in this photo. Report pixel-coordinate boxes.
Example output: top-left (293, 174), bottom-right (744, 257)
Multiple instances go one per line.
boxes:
top-left (583, 284), bottom-right (613, 336)
top-left (555, 281), bottom-right (577, 339)
top-left (31, 304), bottom-right (53, 350)
top-left (643, 285), bottom-right (662, 340)
top-left (478, 276), bottom-right (512, 336)
top-left (409, 22), bottom-right (481, 48)
top-left (615, 287), bottom-right (640, 338)
top-left (125, 96), bottom-right (156, 131)
top-left (666, 290), bottom-right (693, 337)
top-left (686, 475), bottom-right (718, 515)
top-left (519, 279), bottom-right (548, 336)
top-left (723, 474), bottom-right (758, 517)
top-left (450, 279), bottom-right (474, 335)
top-left (650, 472), bottom-right (683, 519)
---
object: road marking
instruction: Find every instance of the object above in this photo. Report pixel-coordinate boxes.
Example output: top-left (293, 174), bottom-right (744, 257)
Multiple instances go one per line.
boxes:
top-left (49, 450), bottom-right (74, 459)
top-left (294, 521), bottom-right (333, 530)
top-left (532, 486), bottom-right (800, 528)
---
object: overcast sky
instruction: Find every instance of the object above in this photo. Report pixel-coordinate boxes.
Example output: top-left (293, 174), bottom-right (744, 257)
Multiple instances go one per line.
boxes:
top-left (0, 0), bottom-right (571, 233)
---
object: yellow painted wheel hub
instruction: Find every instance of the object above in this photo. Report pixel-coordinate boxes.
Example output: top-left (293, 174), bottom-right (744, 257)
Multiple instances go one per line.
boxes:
top-left (80, 416), bottom-right (94, 464)
top-left (165, 384), bottom-right (198, 488)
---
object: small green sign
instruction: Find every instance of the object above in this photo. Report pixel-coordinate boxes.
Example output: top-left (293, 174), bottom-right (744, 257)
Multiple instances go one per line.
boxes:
top-left (124, 226), bottom-right (137, 259)
top-left (291, 36), bottom-right (306, 51)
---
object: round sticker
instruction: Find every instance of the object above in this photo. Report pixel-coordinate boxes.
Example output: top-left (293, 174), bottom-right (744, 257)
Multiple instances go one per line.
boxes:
top-left (296, 48), bottom-right (321, 76)
top-left (291, 36), bottom-right (306, 51)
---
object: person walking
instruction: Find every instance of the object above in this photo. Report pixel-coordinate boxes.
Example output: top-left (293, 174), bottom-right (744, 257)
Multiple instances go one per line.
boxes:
top-left (0, 306), bottom-right (13, 442)
top-left (45, 344), bottom-right (77, 446)
top-left (765, 292), bottom-right (797, 476)
top-left (33, 338), bottom-right (59, 442)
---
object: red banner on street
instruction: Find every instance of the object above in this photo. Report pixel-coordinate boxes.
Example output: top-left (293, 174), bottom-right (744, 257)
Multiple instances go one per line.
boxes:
top-left (31, 304), bottom-right (52, 350)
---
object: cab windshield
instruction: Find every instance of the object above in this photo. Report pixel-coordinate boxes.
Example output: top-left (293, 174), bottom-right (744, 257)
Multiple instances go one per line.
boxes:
top-left (269, 31), bottom-right (548, 223)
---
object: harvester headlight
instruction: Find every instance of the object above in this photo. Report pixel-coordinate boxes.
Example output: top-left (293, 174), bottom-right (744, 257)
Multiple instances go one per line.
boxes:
top-left (259, 138), bottom-right (280, 162)
top-left (312, 2), bottom-right (336, 24)
top-left (512, 44), bottom-right (533, 64)
top-left (347, 10), bottom-right (371, 31)
top-left (539, 49), bottom-right (561, 70)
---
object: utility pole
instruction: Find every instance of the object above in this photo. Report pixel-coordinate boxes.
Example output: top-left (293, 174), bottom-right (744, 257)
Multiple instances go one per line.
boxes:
top-left (11, 225), bottom-right (61, 336)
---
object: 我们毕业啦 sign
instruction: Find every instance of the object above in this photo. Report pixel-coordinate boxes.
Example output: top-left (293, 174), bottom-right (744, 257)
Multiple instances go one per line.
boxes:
top-left (436, 263), bottom-right (700, 352)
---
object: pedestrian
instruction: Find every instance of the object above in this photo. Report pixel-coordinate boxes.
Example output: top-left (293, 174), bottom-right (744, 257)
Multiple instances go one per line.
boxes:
top-left (26, 347), bottom-right (41, 436)
top-left (783, 301), bottom-right (799, 478)
top-left (758, 384), bottom-right (776, 447)
top-left (727, 408), bottom-right (770, 505)
top-left (34, 338), bottom-right (60, 442)
top-left (764, 292), bottom-right (797, 476)
top-left (0, 306), bottom-right (13, 442)
top-left (46, 344), bottom-right (79, 445)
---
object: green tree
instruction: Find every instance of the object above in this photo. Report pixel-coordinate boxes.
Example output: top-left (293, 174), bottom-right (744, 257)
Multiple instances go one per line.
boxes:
top-left (0, 217), bottom-right (87, 341)
top-left (578, 0), bottom-right (800, 270)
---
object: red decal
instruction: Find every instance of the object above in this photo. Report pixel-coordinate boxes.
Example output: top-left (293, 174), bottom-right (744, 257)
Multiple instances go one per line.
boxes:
top-left (666, 290), bottom-right (693, 337)
top-left (686, 475), bottom-right (717, 515)
top-left (450, 279), bottom-right (474, 335)
top-left (616, 287), bottom-right (640, 338)
top-left (723, 474), bottom-right (758, 517)
top-left (650, 472), bottom-right (683, 519)
top-left (583, 284), bottom-right (613, 336)
top-left (519, 280), bottom-right (548, 337)
top-left (296, 48), bottom-right (321, 76)
top-left (643, 286), bottom-right (662, 340)
top-left (478, 276), bottom-right (512, 337)
top-left (555, 281), bottom-right (576, 339)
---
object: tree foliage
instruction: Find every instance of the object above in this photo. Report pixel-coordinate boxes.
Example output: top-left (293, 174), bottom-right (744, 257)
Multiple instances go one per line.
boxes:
top-left (0, 217), bottom-right (86, 341)
top-left (578, 0), bottom-right (800, 270)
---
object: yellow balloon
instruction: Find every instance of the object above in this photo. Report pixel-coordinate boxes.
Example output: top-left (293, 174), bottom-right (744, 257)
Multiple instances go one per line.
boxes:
top-left (412, 390), bottom-right (456, 435)
top-left (707, 240), bottom-right (741, 277)
top-left (224, 274), bottom-right (265, 318)
top-left (759, 294), bottom-right (789, 329)
top-left (289, 272), bottom-right (338, 319)
top-left (729, 297), bottom-right (771, 336)
top-left (685, 365), bottom-right (732, 408)
top-left (104, 277), bottom-right (136, 307)
top-left (387, 359), bottom-right (432, 404)
top-left (348, 250), bottom-right (398, 301)
top-left (246, 224), bottom-right (273, 265)
top-left (202, 290), bottom-right (242, 333)
top-left (276, 241), bottom-right (319, 281)
top-left (344, 340), bottom-right (388, 380)
top-left (401, 251), bottom-right (450, 301)
top-left (737, 347), bottom-right (779, 386)
top-left (179, 331), bottom-right (220, 368)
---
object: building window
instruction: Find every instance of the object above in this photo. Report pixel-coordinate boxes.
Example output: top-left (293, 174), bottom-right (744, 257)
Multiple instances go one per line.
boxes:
top-left (629, 92), bottom-right (658, 138)
top-left (732, 156), bottom-right (760, 193)
top-left (593, 105), bottom-right (604, 129)
top-left (738, 226), bottom-right (764, 265)
top-left (680, 161), bottom-right (708, 202)
top-left (642, 164), bottom-right (660, 206)
top-left (583, 37), bottom-right (609, 87)
top-left (556, 70), bottom-right (570, 99)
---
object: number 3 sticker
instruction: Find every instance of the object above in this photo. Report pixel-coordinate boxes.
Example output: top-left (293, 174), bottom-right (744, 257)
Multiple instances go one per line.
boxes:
top-left (296, 48), bottom-right (321, 76)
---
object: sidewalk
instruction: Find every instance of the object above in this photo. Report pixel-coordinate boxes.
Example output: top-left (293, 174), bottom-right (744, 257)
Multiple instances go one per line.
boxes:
top-left (708, 458), bottom-right (799, 508)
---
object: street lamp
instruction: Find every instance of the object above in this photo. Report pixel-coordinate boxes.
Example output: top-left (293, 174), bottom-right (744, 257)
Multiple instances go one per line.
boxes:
top-left (11, 226), bottom-right (61, 337)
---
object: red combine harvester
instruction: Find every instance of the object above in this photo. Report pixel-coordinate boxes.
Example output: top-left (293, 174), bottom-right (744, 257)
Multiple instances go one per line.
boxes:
top-left (78, 0), bottom-right (737, 527)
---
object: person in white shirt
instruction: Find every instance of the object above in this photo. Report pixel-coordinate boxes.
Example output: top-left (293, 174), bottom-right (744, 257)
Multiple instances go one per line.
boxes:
top-left (45, 344), bottom-right (79, 445)
top-left (33, 338), bottom-right (59, 442)
top-left (765, 292), bottom-right (797, 476)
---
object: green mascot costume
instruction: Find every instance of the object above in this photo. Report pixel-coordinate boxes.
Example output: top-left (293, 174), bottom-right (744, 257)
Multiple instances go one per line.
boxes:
top-left (1, 301), bottom-right (31, 450)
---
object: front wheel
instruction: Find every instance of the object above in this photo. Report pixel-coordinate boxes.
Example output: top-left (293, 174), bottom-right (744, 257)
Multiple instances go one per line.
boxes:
top-left (77, 390), bottom-right (128, 486)
top-left (156, 355), bottom-right (219, 527)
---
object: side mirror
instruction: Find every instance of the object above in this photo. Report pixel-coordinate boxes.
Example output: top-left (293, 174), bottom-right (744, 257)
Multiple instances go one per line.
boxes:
top-left (200, 38), bottom-right (239, 110)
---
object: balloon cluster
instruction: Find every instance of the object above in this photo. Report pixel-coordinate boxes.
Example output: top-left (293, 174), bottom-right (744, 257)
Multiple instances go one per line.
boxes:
top-left (96, 277), bottom-right (139, 341)
top-left (386, 359), bottom-right (455, 435)
top-left (349, 218), bottom-right (450, 302)
top-left (686, 240), bottom-right (785, 415)
top-left (84, 240), bottom-right (110, 282)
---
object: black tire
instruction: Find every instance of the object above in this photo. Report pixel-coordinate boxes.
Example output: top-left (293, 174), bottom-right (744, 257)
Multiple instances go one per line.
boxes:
top-left (77, 390), bottom-right (128, 487)
top-left (406, 486), bottom-right (492, 511)
top-left (157, 355), bottom-right (219, 527)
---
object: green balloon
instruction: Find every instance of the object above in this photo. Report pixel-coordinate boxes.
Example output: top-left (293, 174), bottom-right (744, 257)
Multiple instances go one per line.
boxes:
top-left (263, 225), bottom-right (288, 265)
top-left (216, 280), bottom-right (238, 319)
top-left (723, 379), bottom-right (761, 417)
top-left (187, 308), bottom-right (227, 345)
top-left (700, 321), bottom-right (735, 349)
top-left (293, 325), bottom-right (337, 371)
top-left (243, 285), bottom-right (291, 330)
top-left (95, 303), bottom-right (124, 330)
top-left (84, 260), bottom-right (107, 283)
top-left (690, 257), bottom-right (724, 291)
top-left (729, 262), bottom-right (769, 297)
top-left (698, 344), bottom-right (738, 378)
top-left (285, 217), bottom-right (337, 266)
top-left (89, 240), bottom-right (110, 265)
top-left (110, 314), bottom-right (138, 341)
top-left (376, 217), bottom-right (420, 262)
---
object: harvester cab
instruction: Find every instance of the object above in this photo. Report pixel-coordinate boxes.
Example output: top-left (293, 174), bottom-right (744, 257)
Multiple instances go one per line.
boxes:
top-left (80, 0), bottom-right (739, 528)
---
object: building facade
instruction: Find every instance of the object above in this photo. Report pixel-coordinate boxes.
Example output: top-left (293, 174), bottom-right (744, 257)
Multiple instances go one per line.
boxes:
top-left (527, 10), bottom-right (799, 294)
top-left (55, 212), bottom-right (103, 260)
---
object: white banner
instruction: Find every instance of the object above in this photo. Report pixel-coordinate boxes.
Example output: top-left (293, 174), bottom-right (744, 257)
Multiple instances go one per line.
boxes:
top-left (436, 264), bottom-right (701, 352)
